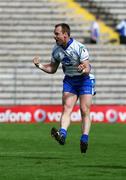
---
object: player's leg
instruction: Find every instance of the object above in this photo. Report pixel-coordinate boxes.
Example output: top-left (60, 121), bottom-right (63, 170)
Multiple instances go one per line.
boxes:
top-left (80, 94), bottom-right (92, 135)
top-left (60, 92), bottom-right (78, 130)
top-left (79, 94), bottom-right (92, 153)
top-left (51, 92), bottom-right (77, 145)
top-left (51, 75), bottom-right (78, 145)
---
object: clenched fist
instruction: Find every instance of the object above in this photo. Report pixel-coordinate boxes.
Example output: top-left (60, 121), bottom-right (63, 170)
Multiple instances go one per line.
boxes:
top-left (33, 56), bottom-right (40, 66)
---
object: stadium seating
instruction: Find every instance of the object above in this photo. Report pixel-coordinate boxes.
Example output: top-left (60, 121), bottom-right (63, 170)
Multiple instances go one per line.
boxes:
top-left (76, 0), bottom-right (126, 28)
top-left (88, 44), bottom-right (126, 104)
top-left (0, 0), bottom-right (89, 105)
top-left (0, 0), bottom-right (126, 105)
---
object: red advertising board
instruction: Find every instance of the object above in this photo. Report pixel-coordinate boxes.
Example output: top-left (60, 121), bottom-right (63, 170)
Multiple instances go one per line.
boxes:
top-left (0, 105), bottom-right (126, 123)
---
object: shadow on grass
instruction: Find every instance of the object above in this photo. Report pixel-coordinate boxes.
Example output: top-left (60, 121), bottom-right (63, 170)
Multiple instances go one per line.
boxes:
top-left (73, 164), bottom-right (126, 170)
top-left (0, 154), bottom-right (126, 170)
top-left (0, 154), bottom-right (63, 160)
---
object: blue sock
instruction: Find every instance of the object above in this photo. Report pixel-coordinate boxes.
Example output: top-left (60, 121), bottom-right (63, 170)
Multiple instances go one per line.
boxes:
top-left (59, 128), bottom-right (67, 138)
top-left (80, 134), bottom-right (88, 143)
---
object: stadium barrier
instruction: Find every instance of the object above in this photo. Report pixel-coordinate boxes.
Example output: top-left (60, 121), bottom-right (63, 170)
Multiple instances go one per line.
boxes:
top-left (0, 105), bottom-right (126, 123)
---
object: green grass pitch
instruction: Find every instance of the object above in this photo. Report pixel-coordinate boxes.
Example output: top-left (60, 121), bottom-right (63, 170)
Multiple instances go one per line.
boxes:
top-left (0, 123), bottom-right (126, 180)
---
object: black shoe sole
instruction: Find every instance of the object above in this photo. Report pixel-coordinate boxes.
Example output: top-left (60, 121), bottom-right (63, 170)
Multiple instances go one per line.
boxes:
top-left (51, 127), bottom-right (65, 145)
top-left (80, 141), bottom-right (88, 153)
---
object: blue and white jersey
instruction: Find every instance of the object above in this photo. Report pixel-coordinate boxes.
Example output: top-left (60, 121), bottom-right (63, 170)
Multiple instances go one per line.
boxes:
top-left (51, 38), bottom-right (94, 79)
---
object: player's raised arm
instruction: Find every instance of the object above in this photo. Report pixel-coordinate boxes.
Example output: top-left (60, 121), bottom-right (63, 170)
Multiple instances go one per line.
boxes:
top-left (33, 56), bottom-right (60, 74)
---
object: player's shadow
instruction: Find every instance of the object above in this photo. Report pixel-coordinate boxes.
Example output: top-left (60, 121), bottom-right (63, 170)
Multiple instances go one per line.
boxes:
top-left (0, 154), bottom-right (63, 160)
top-left (73, 164), bottom-right (126, 170)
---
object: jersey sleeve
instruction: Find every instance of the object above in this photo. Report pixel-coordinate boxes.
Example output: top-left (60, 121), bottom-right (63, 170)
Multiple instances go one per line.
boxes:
top-left (79, 47), bottom-right (89, 62)
top-left (51, 45), bottom-right (60, 63)
top-left (51, 55), bottom-right (56, 63)
top-left (75, 41), bottom-right (89, 62)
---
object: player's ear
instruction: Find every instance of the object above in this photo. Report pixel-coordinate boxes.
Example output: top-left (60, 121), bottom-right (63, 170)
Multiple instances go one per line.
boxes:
top-left (64, 32), bottom-right (68, 39)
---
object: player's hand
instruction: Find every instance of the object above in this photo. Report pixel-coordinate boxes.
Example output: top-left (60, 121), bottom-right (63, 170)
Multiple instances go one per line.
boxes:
top-left (77, 64), bottom-right (86, 73)
top-left (33, 56), bottom-right (40, 65)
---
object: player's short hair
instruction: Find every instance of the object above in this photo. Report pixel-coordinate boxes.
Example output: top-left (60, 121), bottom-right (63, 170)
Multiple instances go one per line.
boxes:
top-left (55, 23), bottom-right (70, 36)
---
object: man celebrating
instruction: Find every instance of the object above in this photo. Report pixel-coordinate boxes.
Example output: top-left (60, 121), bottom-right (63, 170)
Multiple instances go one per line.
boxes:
top-left (33, 23), bottom-right (96, 153)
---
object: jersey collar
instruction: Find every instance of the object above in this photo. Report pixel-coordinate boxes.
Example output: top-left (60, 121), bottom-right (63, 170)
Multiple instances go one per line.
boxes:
top-left (61, 38), bottom-right (73, 50)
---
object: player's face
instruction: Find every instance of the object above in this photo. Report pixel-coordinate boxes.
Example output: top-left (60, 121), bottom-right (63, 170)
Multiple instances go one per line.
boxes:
top-left (54, 26), bottom-right (67, 46)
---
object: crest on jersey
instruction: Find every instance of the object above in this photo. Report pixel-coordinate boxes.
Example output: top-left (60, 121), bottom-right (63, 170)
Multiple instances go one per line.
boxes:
top-left (62, 56), bottom-right (73, 66)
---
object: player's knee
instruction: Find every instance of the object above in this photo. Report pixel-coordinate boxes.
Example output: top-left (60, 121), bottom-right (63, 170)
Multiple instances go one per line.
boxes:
top-left (80, 107), bottom-right (89, 117)
top-left (63, 104), bottom-right (73, 113)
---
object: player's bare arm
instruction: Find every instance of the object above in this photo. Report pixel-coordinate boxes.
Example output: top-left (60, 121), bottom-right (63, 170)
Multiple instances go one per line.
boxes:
top-left (77, 60), bottom-right (91, 74)
top-left (33, 56), bottom-right (60, 74)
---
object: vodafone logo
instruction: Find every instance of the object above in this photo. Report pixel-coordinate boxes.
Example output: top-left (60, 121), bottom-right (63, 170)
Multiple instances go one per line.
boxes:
top-left (0, 109), bottom-right (47, 123)
top-left (90, 111), bottom-right (104, 122)
top-left (106, 109), bottom-right (126, 123)
top-left (106, 109), bottom-right (118, 123)
top-left (34, 109), bottom-right (46, 122)
top-left (0, 109), bottom-right (31, 122)
top-left (0, 105), bottom-right (126, 123)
